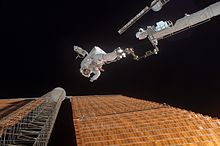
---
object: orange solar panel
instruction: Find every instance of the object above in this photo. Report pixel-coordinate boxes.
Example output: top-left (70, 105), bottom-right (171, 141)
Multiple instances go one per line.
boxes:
top-left (0, 99), bottom-right (32, 119)
top-left (71, 95), bottom-right (220, 145)
top-left (0, 98), bottom-right (33, 137)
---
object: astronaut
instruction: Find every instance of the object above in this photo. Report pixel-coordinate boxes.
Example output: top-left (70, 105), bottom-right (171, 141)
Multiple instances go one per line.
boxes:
top-left (74, 46), bottom-right (126, 82)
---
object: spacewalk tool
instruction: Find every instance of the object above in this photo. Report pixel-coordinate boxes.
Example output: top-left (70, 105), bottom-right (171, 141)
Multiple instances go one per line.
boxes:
top-left (74, 46), bottom-right (88, 59)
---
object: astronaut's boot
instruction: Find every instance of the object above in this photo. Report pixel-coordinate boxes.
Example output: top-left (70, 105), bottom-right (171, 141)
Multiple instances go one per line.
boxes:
top-left (115, 47), bottom-right (126, 59)
top-left (153, 47), bottom-right (159, 54)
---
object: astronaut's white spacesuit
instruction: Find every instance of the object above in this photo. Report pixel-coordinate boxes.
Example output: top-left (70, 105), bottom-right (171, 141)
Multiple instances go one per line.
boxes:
top-left (74, 46), bottom-right (126, 82)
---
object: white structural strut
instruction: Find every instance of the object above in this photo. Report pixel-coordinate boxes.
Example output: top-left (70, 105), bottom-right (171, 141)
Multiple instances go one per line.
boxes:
top-left (118, 0), bottom-right (170, 35)
top-left (136, 1), bottom-right (220, 47)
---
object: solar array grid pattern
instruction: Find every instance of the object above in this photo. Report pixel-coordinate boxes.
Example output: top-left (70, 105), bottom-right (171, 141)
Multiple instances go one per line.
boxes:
top-left (72, 95), bottom-right (220, 146)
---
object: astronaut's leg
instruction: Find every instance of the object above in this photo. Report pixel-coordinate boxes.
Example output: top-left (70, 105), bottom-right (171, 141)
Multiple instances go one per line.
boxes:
top-left (101, 52), bottom-right (118, 61)
top-left (100, 47), bottom-right (126, 62)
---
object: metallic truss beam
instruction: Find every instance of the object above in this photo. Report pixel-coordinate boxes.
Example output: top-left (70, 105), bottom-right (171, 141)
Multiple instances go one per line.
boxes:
top-left (0, 87), bottom-right (66, 146)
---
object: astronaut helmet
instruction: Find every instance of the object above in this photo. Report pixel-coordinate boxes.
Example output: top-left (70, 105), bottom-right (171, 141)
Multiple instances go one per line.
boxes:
top-left (80, 67), bottom-right (91, 77)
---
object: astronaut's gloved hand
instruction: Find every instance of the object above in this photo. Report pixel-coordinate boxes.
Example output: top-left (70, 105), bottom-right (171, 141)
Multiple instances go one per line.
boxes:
top-left (115, 47), bottom-right (126, 59)
top-left (90, 78), bottom-right (95, 82)
top-left (90, 76), bottom-right (97, 82)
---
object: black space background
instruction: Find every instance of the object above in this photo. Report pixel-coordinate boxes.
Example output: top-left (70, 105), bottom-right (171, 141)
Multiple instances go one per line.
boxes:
top-left (0, 0), bottom-right (220, 118)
